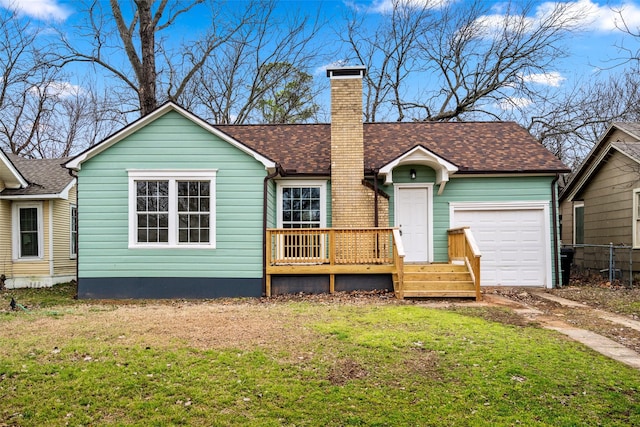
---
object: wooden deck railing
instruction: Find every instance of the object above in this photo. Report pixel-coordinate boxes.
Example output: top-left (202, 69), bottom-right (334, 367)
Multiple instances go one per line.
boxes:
top-left (448, 227), bottom-right (482, 300)
top-left (265, 228), bottom-right (405, 296)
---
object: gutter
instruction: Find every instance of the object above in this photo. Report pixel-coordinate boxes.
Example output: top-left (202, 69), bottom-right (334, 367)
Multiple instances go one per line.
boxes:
top-left (262, 165), bottom-right (282, 297)
top-left (373, 169), bottom-right (379, 227)
top-left (68, 168), bottom-right (79, 298)
top-left (49, 201), bottom-right (54, 279)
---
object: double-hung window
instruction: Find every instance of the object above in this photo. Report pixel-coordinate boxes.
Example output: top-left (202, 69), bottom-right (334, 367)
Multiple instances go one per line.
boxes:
top-left (70, 205), bottom-right (78, 258)
top-left (128, 170), bottom-right (216, 248)
top-left (276, 180), bottom-right (327, 260)
top-left (12, 202), bottom-right (44, 260)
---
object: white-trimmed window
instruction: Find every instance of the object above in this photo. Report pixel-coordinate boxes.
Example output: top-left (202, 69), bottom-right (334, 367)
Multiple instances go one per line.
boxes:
top-left (128, 170), bottom-right (217, 248)
top-left (276, 180), bottom-right (327, 260)
top-left (12, 202), bottom-right (44, 259)
top-left (634, 189), bottom-right (640, 248)
top-left (276, 180), bottom-right (327, 228)
top-left (573, 202), bottom-right (584, 245)
top-left (70, 204), bottom-right (78, 258)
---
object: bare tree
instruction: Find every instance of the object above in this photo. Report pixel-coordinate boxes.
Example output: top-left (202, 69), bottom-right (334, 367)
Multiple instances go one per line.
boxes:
top-left (60, 0), bottom-right (262, 116)
top-left (185, 1), bottom-right (325, 124)
top-left (0, 9), bottom-right (66, 157)
top-left (341, 0), bottom-right (434, 122)
top-left (613, 5), bottom-right (640, 68)
top-left (341, 0), bottom-right (585, 123)
top-left (31, 82), bottom-right (128, 158)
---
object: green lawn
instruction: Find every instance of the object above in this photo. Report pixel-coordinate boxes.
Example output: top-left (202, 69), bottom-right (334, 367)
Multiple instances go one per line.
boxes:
top-left (1, 284), bottom-right (639, 426)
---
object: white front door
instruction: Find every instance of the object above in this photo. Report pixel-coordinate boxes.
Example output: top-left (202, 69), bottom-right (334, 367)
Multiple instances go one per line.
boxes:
top-left (396, 185), bottom-right (432, 262)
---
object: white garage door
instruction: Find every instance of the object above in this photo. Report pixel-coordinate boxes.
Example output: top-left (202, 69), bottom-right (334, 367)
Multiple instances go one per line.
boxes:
top-left (452, 205), bottom-right (549, 287)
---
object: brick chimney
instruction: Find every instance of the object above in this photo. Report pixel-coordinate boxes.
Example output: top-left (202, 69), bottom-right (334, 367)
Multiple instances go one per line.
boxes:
top-left (326, 66), bottom-right (370, 228)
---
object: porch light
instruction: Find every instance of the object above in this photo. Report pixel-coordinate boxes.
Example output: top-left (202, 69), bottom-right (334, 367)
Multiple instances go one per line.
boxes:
top-left (410, 169), bottom-right (417, 180)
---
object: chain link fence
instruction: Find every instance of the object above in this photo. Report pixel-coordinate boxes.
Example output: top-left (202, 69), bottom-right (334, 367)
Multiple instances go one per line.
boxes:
top-left (565, 244), bottom-right (635, 288)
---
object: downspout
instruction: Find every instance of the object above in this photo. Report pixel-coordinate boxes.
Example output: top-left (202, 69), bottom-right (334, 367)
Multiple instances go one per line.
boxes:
top-left (49, 201), bottom-right (54, 280)
top-left (68, 168), bottom-right (79, 297)
top-left (373, 170), bottom-right (379, 227)
top-left (551, 174), bottom-right (560, 288)
top-left (262, 166), bottom-right (281, 297)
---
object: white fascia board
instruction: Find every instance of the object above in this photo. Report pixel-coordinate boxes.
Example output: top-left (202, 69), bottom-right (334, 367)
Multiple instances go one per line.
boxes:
top-left (0, 151), bottom-right (28, 188)
top-left (65, 102), bottom-right (276, 172)
top-left (0, 179), bottom-right (76, 201)
top-left (0, 193), bottom-right (64, 200)
top-left (65, 103), bottom-right (177, 171)
top-left (379, 146), bottom-right (458, 185)
top-left (170, 105), bottom-right (276, 170)
top-left (58, 179), bottom-right (76, 200)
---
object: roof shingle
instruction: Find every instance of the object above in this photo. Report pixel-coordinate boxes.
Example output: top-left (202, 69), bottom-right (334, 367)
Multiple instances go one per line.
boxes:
top-left (2, 153), bottom-right (73, 196)
top-left (217, 121), bottom-right (568, 175)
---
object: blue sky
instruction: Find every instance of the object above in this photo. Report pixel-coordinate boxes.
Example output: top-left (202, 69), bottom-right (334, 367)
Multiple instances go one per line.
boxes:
top-left (1, 0), bottom-right (639, 117)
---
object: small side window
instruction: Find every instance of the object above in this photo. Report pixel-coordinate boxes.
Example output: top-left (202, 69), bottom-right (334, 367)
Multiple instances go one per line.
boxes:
top-left (633, 190), bottom-right (640, 248)
top-left (70, 205), bottom-right (78, 258)
top-left (573, 202), bottom-right (584, 245)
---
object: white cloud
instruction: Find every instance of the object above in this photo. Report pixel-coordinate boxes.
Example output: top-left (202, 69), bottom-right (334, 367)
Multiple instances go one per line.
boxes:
top-left (582, 0), bottom-right (640, 32)
top-left (29, 81), bottom-right (84, 99)
top-left (497, 97), bottom-right (533, 110)
top-left (365, 0), bottom-right (452, 14)
top-left (482, 0), bottom-right (640, 35)
top-left (522, 71), bottom-right (566, 87)
top-left (0, 0), bottom-right (71, 21)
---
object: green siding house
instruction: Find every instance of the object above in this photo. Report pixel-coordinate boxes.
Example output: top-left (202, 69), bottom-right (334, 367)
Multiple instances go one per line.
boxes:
top-left (66, 66), bottom-right (569, 299)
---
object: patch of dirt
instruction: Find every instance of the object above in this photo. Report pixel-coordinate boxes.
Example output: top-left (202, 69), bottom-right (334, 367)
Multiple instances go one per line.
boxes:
top-left (327, 359), bottom-right (369, 385)
top-left (0, 290), bottom-right (407, 358)
top-left (5, 283), bottom-right (640, 360)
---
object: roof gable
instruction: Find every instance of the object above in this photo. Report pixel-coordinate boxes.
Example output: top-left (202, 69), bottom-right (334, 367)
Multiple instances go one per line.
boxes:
top-left (65, 102), bottom-right (276, 171)
top-left (378, 146), bottom-right (458, 190)
top-left (561, 122), bottom-right (640, 202)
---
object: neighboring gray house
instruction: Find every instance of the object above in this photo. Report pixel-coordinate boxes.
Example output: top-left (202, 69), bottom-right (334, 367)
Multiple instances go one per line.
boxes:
top-left (560, 122), bottom-right (640, 279)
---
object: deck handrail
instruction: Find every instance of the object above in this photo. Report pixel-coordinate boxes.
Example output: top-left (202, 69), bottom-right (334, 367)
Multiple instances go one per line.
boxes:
top-left (392, 228), bottom-right (405, 298)
top-left (448, 227), bottom-right (482, 301)
top-left (265, 227), bottom-right (404, 297)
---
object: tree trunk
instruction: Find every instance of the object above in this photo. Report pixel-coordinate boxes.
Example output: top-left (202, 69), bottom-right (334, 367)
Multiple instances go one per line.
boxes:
top-left (136, 0), bottom-right (157, 115)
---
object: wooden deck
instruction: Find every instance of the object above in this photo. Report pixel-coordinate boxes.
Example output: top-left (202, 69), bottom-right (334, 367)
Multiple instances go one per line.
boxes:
top-left (266, 227), bottom-right (482, 300)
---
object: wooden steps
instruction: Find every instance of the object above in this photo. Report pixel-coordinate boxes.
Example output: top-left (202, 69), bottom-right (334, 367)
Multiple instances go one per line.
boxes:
top-left (395, 263), bottom-right (477, 299)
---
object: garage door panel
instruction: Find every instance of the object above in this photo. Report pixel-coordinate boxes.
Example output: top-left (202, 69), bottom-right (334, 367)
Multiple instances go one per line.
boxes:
top-left (453, 208), bottom-right (547, 287)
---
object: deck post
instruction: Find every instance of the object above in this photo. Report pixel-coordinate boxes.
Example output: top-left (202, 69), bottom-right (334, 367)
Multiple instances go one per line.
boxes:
top-left (265, 230), bottom-right (272, 297)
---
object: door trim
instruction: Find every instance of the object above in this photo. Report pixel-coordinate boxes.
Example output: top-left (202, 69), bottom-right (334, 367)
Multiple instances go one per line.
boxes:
top-left (394, 183), bottom-right (434, 262)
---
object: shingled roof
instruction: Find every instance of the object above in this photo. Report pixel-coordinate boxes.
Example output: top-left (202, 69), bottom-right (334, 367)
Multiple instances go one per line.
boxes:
top-left (560, 122), bottom-right (640, 201)
top-left (216, 121), bottom-right (568, 175)
top-left (1, 153), bottom-right (74, 197)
